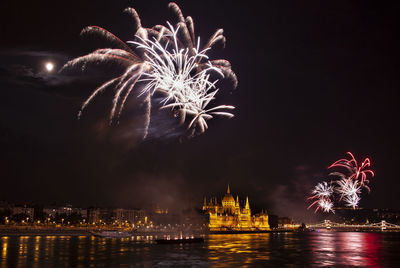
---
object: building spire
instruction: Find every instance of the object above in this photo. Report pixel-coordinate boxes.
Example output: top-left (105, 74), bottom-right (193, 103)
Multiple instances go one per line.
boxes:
top-left (245, 196), bottom-right (250, 209)
top-left (227, 184), bottom-right (230, 194)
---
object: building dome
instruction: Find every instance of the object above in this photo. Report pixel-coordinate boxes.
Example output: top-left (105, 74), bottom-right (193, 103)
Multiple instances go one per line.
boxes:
top-left (222, 193), bottom-right (235, 203)
top-left (203, 184), bottom-right (270, 231)
top-left (222, 185), bottom-right (236, 209)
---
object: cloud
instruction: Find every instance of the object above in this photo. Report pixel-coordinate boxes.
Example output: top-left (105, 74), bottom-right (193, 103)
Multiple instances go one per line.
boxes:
top-left (9, 51), bottom-right (67, 58)
top-left (0, 49), bottom-right (69, 61)
top-left (0, 49), bottom-right (81, 88)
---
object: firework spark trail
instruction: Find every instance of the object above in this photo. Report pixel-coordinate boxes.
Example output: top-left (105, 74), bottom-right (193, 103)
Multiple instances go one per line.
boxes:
top-left (307, 182), bottom-right (335, 213)
top-left (61, 2), bottom-right (237, 138)
top-left (307, 152), bottom-right (374, 213)
top-left (342, 193), bottom-right (361, 209)
top-left (128, 24), bottom-right (235, 134)
top-left (310, 181), bottom-right (334, 198)
top-left (335, 178), bottom-right (362, 197)
top-left (308, 197), bottom-right (335, 213)
top-left (329, 152), bottom-right (374, 187)
top-left (317, 198), bottom-right (335, 213)
top-left (328, 152), bottom-right (374, 203)
top-left (335, 178), bottom-right (362, 208)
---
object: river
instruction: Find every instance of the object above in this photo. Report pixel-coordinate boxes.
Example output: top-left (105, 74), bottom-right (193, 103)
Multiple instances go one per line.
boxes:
top-left (1, 231), bottom-right (400, 267)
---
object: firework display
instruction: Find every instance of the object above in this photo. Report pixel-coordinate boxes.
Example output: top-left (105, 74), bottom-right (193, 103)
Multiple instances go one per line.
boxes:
top-left (307, 152), bottom-right (374, 213)
top-left (307, 182), bottom-right (334, 213)
top-left (335, 179), bottom-right (362, 209)
top-left (62, 2), bottom-right (237, 138)
top-left (328, 152), bottom-right (374, 193)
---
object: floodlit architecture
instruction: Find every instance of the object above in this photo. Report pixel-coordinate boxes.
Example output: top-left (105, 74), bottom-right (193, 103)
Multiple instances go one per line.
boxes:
top-left (202, 185), bottom-right (270, 231)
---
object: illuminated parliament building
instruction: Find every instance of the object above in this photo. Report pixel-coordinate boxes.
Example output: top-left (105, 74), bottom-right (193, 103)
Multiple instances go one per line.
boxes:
top-left (202, 185), bottom-right (270, 231)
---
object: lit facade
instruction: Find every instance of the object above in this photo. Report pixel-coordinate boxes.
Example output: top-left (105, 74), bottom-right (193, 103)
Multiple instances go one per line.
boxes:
top-left (202, 185), bottom-right (270, 231)
top-left (11, 206), bottom-right (34, 219)
top-left (113, 208), bottom-right (146, 224)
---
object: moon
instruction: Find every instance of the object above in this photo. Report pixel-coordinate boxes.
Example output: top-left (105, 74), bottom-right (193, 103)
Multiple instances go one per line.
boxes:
top-left (45, 62), bottom-right (54, 72)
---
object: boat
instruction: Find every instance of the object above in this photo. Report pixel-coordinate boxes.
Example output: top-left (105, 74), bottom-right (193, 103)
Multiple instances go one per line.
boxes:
top-left (155, 237), bottom-right (204, 244)
top-left (91, 230), bottom-right (133, 238)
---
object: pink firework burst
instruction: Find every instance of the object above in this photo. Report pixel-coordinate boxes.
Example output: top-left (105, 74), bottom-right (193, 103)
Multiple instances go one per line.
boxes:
top-left (307, 152), bottom-right (375, 214)
top-left (329, 152), bottom-right (374, 187)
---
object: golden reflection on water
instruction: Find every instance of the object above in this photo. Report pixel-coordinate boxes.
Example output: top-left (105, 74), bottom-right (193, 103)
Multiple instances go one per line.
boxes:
top-left (208, 234), bottom-right (271, 267)
top-left (17, 236), bottom-right (29, 267)
top-left (0, 232), bottom-right (391, 267)
top-left (1, 237), bottom-right (8, 268)
top-left (32, 236), bottom-right (41, 268)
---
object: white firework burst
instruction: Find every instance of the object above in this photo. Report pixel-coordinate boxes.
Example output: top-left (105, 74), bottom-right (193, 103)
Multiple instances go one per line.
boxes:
top-left (342, 193), bottom-right (361, 209)
top-left (318, 198), bottom-right (335, 213)
top-left (311, 181), bottom-right (334, 198)
top-left (335, 179), bottom-right (362, 198)
top-left (335, 179), bottom-right (362, 209)
top-left (129, 23), bottom-right (234, 133)
top-left (307, 181), bottom-right (335, 213)
top-left (61, 2), bottom-right (237, 138)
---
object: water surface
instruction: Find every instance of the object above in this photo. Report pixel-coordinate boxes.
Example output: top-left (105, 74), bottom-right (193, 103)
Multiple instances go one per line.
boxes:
top-left (1, 232), bottom-right (400, 267)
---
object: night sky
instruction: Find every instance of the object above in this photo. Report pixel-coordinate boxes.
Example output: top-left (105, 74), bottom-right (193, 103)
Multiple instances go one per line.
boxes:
top-left (1, 0), bottom-right (399, 221)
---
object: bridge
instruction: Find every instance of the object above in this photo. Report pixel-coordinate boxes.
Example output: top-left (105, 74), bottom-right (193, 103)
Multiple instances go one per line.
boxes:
top-left (306, 220), bottom-right (400, 231)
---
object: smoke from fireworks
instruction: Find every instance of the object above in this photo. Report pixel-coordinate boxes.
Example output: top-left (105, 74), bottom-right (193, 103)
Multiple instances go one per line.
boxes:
top-left (62, 2), bottom-right (237, 138)
top-left (307, 152), bottom-right (374, 213)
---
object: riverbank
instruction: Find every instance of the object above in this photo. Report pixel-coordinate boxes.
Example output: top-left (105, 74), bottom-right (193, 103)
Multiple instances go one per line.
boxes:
top-left (209, 229), bottom-right (294, 234)
top-left (0, 225), bottom-right (128, 236)
top-left (0, 225), bottom-right (206, 237)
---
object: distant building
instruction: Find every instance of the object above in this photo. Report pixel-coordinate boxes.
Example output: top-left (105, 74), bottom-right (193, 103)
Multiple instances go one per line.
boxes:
top-left (113, 208), bottom-right (145, 224)
top-left (0, 201), bottom-right (10, 211)
top-left (87, 208), bottom-right (116, 224)
top-left (12, 206), bottom-right (34, 218)
top-left (57, 204), bottom-right (87, 217)
top-left (202, 185), bottom-right (270, 231)
top-left (78, 208), bottom-right (88, 219)
top-left (43, 208), bottom-right (58, 218)
top-left (333, 207), bottom-right (400, 225)
top-left (43, 205), bottom-right (87, 218)
top-left (88, 208), bottom-right (102, 223)
top-left (277, 217), bottom-right (294, 228)
top-left (154, 205), bottom-right (168, 215)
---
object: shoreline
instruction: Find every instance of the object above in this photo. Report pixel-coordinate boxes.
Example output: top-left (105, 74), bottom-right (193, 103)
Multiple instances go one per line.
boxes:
top-left (0, 226), bottom-right (123, 236)
top-left (1, 226), bottom-right (398, 237)
top-left (209, 229), bottom-right (293, 234)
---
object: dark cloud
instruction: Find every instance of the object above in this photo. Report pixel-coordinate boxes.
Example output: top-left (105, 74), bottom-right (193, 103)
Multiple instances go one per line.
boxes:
top-left (0, 50), bottom-right (78, 88)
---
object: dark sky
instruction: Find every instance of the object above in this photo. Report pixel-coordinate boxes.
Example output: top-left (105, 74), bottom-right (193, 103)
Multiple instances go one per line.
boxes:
top-left (1, 0), bottom-right (399, 220)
